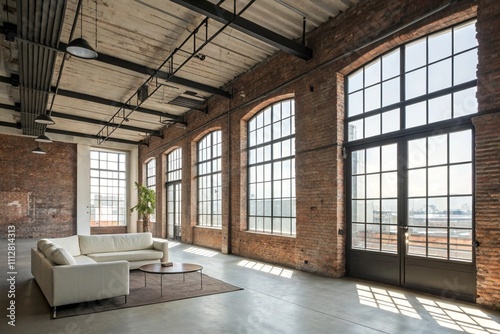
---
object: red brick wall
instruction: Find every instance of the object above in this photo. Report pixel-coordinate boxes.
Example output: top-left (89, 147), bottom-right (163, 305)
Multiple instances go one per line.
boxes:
top-left (0, 134), bottom-right (77, 238)
top-left (474, 0), bottom-right (500, 310)
top-left (138, 0), bottom-right (500, 308)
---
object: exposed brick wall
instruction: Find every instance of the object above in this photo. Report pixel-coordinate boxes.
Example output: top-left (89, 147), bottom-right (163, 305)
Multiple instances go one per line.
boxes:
top-left (0, 134), bottom-right (77, 238)
top-left (474, 0), bottom-right (500, 310)
top-left (138, 0), bottom-right (500, 308)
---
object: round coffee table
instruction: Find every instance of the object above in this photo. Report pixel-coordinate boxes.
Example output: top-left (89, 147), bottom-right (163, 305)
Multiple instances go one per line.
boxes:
top-left (139, 263), bottom-right (203, 296)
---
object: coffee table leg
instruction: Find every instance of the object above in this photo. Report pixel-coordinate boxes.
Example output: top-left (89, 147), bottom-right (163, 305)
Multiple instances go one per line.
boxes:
top-left (161, 274), bottom-right (163, 297)
top-left (144, 272), bottom-right (146, 287)
top-left (200, 270), bottom-right (203, 289)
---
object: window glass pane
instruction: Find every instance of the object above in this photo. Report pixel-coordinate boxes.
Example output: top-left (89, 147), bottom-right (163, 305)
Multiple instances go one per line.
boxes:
top-left (366, 200), bottom-right (379, 223)
top-left (428, 166), bottom-right (447, 196)
top-left (450, 196), bottom-right (473, 228)
top-left (453, 87), bottom-right (477, 117)
top-left (382, 49), bottom-right (400, 80)
top-left (408, 169), bottom-right (426, 197)
top-left (382, 77), bottom-right (400, 107)
top-left (366, 174), bottom-right (380, 198)
top-left (405, 68), bottom-right (426, 99)
top-left (364, 84), bottom-right (381, 112)
top-left (382, 109), bottom-right (400, 134)
top-left (352, 223), bottom-right (366, 249)
top-left (406, 101), bottom-right (426, 128)
top-left (381, 199), bottom-right (398, 224)
top-left (450, 163), bottom-right (472, 195)
top-left (428, 29), bottom-right (452, 63)
top-left (382, 144), bottom-right (397, 171)
top-left (352, 150), bottom-right (365, 175)
top-left (352, 200), bottom-right (365, 222)
top-left (366, 147), bottom-right (380, 173)
top-left (450, 130), bottom-right (471, 163)
top-left (454, 21), bottom-right (477, 54)
top-left (428, 134), bottom-right (447, 166)
top-left (364, 114), bottom-right (380, 138)
top-left (428, 59), bottom-right (452, 93)
top-left (352, 175), bottom-right (365, 199)
top-left (381, 172), bottom-right (397, 198)
top-left (454, 49), bottom-right (478, 85)
top-left (428, 94), bottom-right (452, 123)
top-left (408, 198), bottom-right (426, 226)
top-left (408, 138), bottom-right (427, 168)
top-left (428, 197), bottom-right (448, 227)
top-left (405, 38), bottom-right (426, 72)
top-left (348, 68), bottom-right (364, 93)
top-left (365, 60), bottom-right (381, 86)
top-left (348, 119), bottom-right (363, 141)
top-left (366, 224), bottom-right (380, 250)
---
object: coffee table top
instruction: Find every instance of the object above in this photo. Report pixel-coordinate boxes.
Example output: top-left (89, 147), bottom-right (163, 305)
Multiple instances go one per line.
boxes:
top-left (139, 263), bottom-right (203, 274)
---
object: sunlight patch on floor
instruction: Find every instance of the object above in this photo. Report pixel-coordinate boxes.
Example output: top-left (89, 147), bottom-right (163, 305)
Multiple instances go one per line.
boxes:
top-left (356, 284), bottom-right (421, 319)
top-left (167, 241), bottom-right (180, 248)
top-left (237, 260), bottom-right (293, 278)
top-left (183, 247), bottom-right (218, 257)
top-left (417, 297), bottom-right (500, 333)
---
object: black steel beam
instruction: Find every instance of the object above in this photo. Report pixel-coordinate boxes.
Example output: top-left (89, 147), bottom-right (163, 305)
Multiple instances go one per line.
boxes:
top-left (0, 120), bottom-right (139, 145)
top-left (1, 23), bottom-right (230, 97)
top-left (50, 111), bottom-right (161, 135)
top-left (53, 88), bottom-right (182, 121)
top-left (1, 98), bottom-right (162, 135)
top-left (170, 0), bottom-right (313, 60)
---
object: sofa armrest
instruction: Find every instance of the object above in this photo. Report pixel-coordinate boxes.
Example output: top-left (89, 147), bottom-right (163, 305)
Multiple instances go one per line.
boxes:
top-left (152, 238), bottom-right (169, 263)
top-left (51, 261), bottom-right (129, 307)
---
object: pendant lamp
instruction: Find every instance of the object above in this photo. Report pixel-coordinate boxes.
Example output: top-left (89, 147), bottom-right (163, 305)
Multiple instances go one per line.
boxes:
top-left (67, 3), bottom-right (98, 59)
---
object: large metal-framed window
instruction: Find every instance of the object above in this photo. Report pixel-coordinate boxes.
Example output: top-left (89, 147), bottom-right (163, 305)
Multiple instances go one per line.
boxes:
top-left (346, 20), bottom-right (477, 260)
top-left (146, 158), bottom-right (156, 222)
top-left (346, 20), bottom-right (478, 143)
top-left (247, 99), bottom-right (296, 235)
top-left (197, 131), bottom-right (222, 228)
top-left (166, 148), bottom-right (182, 239)
top-left (167, 148), bottom-right (182, 182)
top-left (90, 150), bottom-right (127, 226)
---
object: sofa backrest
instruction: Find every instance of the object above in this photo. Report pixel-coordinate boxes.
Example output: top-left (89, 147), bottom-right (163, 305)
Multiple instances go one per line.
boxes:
top-left (79, 233), bottom-right (154, 254)
top-left (40, 235), bottom-right (81, 256)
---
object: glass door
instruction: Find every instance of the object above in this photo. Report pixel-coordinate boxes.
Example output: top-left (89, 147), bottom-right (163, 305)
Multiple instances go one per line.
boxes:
top-left (166, 181), bottom-right (181, 240)
top-left (403, 129), bottom-right (475, 300)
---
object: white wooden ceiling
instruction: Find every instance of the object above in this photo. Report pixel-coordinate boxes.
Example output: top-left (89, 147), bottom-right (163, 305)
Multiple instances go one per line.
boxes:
top-left (0, 0), bottom-right (359, 146)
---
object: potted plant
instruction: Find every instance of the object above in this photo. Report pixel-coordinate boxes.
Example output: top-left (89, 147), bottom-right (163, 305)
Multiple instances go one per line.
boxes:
top-left (130, 182), bottom-right (156, 233)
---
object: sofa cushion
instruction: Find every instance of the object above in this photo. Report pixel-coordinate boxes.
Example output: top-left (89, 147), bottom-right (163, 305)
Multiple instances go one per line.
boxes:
top-left (73, 255), bottom-right (98, 265)
top-left (79, 233), bottom-right (154, 254)
top-left (46, 247), bottom-right (77, 265)
top-left (37, 239), bottom-right (55, 254)
top-left (46, 235), bottom-right (81, 256)
top-left (87, 250), bottom-right (162, 263)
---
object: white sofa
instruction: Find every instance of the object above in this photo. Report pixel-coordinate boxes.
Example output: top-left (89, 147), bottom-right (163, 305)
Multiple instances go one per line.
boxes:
top-left (31, 232), bottom-right (169, 317)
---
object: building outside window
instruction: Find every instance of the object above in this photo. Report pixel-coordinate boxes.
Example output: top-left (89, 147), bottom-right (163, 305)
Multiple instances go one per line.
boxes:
top-left (90, 150), bottom-right (127, 226)
top-left (197, 131), bottom-right (222, 227)
top-left (247, 99), bottom-right (296, 235)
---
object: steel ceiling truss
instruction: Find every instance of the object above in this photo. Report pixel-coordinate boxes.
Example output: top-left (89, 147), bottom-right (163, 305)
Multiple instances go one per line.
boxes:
top-left (170, 0), bottom-right (313, 60)
top-left (96, 0), bottom-right (257, 144)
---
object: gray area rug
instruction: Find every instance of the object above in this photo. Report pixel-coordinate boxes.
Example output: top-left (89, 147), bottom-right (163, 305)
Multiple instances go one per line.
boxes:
top-left (54, 269), bottom-right (242, 319)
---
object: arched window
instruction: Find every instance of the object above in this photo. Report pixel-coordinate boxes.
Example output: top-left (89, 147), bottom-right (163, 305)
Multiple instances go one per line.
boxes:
top-left (197, 131), bottom-right (222, 228)
top-left (166, 148), bottom-right (182, 239)
top-left (145, 158), bottom-right (156, 222)
top-left (247, 99), bottom-right (296, 235)
top-left (345, 20), bottom-right (477, 300)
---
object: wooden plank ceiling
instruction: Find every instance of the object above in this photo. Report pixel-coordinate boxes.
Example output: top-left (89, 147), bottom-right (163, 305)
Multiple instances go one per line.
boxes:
top-left (0, 0), bottom-right (359, 146)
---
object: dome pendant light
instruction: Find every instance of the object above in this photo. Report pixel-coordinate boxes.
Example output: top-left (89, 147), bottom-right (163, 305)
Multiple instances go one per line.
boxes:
top-left (35, 134), bottom-right (53, 143)
top-left (32, 145), bottom-right (46, 155)
top-left (35, 113), bottom-right (55, 125)
top-left (66, 2), bottom-right (98, 60)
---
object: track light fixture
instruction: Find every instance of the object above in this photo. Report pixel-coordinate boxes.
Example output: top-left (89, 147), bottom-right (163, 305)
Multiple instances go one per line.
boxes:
top-left (35, 113), bottom-right (55, 125)
top-left (66, 2), bottom-right (98, 59)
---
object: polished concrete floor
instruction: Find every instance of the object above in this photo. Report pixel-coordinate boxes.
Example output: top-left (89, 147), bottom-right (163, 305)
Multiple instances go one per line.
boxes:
top-left (1, 239), bottom-right (500, 334)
